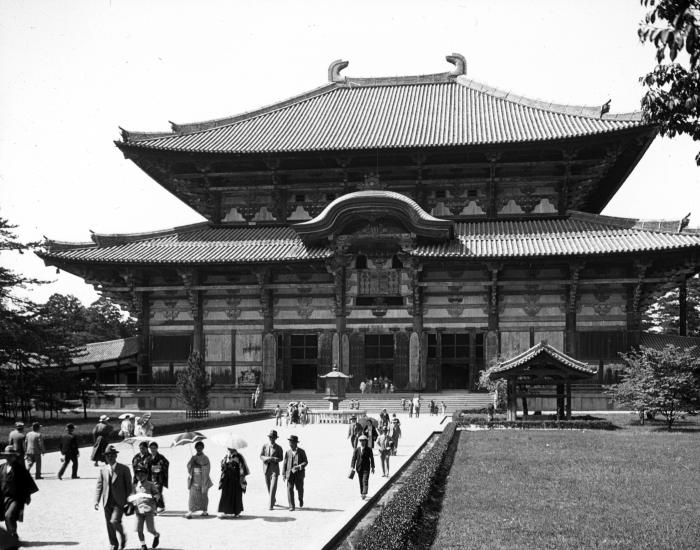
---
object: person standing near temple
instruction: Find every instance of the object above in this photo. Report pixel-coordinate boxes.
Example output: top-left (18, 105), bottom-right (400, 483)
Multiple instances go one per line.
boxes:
top-left (57, 423), bottom-right (80, 480)
top-left (94, 445), bottom-right (132, 550)
top-left (260, 430), bottom-right (283, 510)
top-left (131, 442), bottom-right (150, 475)
top-left (91, 415), bottom-right (113, 467)
top-left (24, 423), bottom-right (44, 480)
top-left (376, 427), bottom-right (392, 477)
top-left (217, 446), bottom-right (249, 518)
top-left (282, 435), bottom-right (307, 511)
top-left (0, 445), bottom-right (38, 541)
top-left (146, 442), bottom-right (169, 513)
top-left (185, 441), bottom-right (213, 519)
top-left (130, 466), bottom-right (160, 550)
top-left (389, 416), bottom-right (402, 456)
top-left (7, 423), bottom-right (25, 459)
top-left (350, 435), bottom-right (374, 500)
top-left (347, 415), bottom-right (363, 448)
top-left (274, 404), bottom-right (282, 427)
top-left (379, 409), bottom-right (390, 430)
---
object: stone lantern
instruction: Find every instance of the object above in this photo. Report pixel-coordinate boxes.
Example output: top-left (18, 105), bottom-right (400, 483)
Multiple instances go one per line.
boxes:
top-left (318, 364), bottom-right (352, 410)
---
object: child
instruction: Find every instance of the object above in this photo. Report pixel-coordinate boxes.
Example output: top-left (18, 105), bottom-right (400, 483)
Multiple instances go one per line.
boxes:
top-left (130, 466), bottom-right (161, 550)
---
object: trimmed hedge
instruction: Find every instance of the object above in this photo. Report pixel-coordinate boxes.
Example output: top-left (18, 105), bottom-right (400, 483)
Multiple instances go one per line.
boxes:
top-left (454, 414), bottom-right (616, 431)
top-left (40, 410), bottom-right (272, 452)
top-left (355, 422), bottom-right (457, 550)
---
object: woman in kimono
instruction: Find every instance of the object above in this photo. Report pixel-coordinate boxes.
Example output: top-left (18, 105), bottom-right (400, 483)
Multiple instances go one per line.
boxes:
top-left (90, 415), bottom-right (112, 466)
top-left (185, 441), bottom-right (213, 518)
top-left (217, 446), bottom-right (249, 518)
top-left (146, 441), bottom-right (169, 512)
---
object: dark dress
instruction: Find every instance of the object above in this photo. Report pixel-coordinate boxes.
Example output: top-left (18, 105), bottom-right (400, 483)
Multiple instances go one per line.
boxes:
top-left (0, 461), bottom-right (38, 533)
top-left (90, 422), bottom-right (112, 463)
top-left (146, 452), bottom-right (169, 509)
top-left (218, 453), bottom-right (249, 516)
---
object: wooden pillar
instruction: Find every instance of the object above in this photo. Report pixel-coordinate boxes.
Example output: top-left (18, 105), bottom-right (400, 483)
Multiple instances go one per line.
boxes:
top-left (486, 263), bottom-right (501, 365)
top-left (256, 268), bottom-right (276, 388)
top-left (556, 383), bottom-right (565, 420)
top-left (507, 378), bottom-right (517, 421)
top-left (327, 251), bottom-right (350, 374)
top-left (405, 257), bottom-right (424, 390)
top-left (179, 269), bottom-right (204, 357)
top-left (679, 276), bottom-right (688, 337)
top-left (565, 380), bottom-right (572, 420)
top-left (565, 262), bottom-right (583, 356)
top-left (487, 153), bottom-right (499, 218)
top-left (136, 291), bottom-right (151, 385)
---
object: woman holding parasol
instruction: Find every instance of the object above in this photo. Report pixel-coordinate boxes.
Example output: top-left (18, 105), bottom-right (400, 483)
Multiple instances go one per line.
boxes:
top-left (217, 435), bottom-right (249, 518)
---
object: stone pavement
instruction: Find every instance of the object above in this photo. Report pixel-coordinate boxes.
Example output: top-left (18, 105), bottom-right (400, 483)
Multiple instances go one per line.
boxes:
top-left (13, 413), bottom-right (445, 550)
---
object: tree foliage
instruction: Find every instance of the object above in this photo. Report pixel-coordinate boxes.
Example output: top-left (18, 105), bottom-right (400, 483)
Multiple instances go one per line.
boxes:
top-left (176, 351), bottom-right (212, 411)
top-left (639, 0), bottom-right (700, 162)
top-left (643, 275), bottom-right (700, 335)
top-left (477, 358), bottom-right (507, 409)
top-left (613, 344), bottom-right (700, 429)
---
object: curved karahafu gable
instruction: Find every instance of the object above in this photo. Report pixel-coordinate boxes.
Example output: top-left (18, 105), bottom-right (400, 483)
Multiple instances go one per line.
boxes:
top-left (293, 190), bottom-right (454, 245)
top-left (489, 341), bottom-right (597, 381)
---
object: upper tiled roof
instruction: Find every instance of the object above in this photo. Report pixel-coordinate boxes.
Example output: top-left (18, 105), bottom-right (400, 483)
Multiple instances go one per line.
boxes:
top-left (489, 341), bottom-right (596, 379)
top-left (639, 333), bottom-right (700, 357)
top-left (38, 211), bottom-right (700, 266)
top-left (119, 62), bottom-right (646, 154)
top-left (71, 337), bottom-right (139, 365)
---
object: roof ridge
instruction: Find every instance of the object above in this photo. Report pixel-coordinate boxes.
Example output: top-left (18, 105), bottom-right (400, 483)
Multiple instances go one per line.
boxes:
top-left (456, 76), bottom-right (642, 121)
top-left (84, 336), bottom-right (139, 348)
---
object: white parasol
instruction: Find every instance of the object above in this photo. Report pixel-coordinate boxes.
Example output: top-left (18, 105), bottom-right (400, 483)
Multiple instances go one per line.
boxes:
top-left (211, 432), bottom-right (248, 450)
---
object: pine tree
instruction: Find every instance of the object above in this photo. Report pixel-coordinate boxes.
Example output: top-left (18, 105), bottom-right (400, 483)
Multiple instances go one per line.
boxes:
top-left (643, 276), bottom-right (700, 336)
top-left (176, 351), bottom-right (211, 411)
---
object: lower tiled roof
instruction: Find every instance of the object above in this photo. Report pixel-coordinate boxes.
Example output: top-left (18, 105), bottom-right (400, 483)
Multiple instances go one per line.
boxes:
top-left (639, 333), bottom-right (700, 357)
top-left (71, 337), bottom-right (139, 365)
top-left (490, 342), bottom-right (596, 379)
top-left (38, 212), bottom-right (700, 266)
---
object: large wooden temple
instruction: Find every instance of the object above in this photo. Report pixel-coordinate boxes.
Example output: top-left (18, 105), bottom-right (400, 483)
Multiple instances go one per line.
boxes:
top-left (39, 54), bottom-right (700, 396)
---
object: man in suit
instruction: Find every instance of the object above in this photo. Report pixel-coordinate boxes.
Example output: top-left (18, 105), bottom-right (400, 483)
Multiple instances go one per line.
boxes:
top-left (24, 422), bottom-right (45, 480)
top-left (347, 415), bottom-right (363, 448)
top-left (0, 445), bottom-right (38, 541)
top-left (94, 445), bottom-right (132, 550)
top-left (281, 435), bottom-right (308, 511)
top-left (57, 423), bottom-right (80, 480)
top-left (351, 434), bottom-right (375, 500)
top-left (7, 423), bottom-right (25, 459)
top-left (259, 429), bottom-right (283, 510)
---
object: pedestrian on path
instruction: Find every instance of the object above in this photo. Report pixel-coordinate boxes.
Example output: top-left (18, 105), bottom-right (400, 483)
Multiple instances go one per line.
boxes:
top-left (282, 435), bottom-right (307, 511)
top-left (413, 396), bottom-right (421, 418)
top-left (408, 401), bottom-right (414, 418)
top-left (94, 445), bottom-right (132, 550)
top-left (58, 423), bottom-right (80, 480)
top-left (135, 414), bottom-right (154, 438)
top-left (24, 423), bottom-right (44, 480)
top-left (146, 442), bottom-right (169, 513)
top-left (347, 415), bottom-right (363, 448)
top-left (130, 466), bottom-right (160, 550)
top-left (274, 405), bottom-right (282, 426)
top-left (376, 427), bottom-right (392, 477)
top-left (7, 423), bottom-right (25, 459)
top-left (91, 415), bottom-right (113, 467)
top-left (185, 441), bottom-right (213, 519)
top-left (132, 442), bottom-right (150, 475)
top-left (260, 430), bottom-right (283, 510)
top-left (0, 445), bottom-right (38, 541)
top-left (350, 435), bottom-right (374, 500)
top-left (217, 446), bottom-right (249, 518)
top-left (389, 417), bottom-right (402, 456)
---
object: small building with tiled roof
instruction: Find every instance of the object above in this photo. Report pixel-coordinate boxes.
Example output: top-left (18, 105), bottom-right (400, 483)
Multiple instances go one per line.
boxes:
top-left (38, 55), bottom-right (700, 399)
top-left (63, 337), bottom-right (139, 384)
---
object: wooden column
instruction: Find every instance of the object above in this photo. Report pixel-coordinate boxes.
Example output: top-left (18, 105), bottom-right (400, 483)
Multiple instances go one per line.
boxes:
top-left (565, 380), bottom-right (572, 420)
top-left (326, 249), bottom-right (351, 374)
top-left (487, 153), bottom-right (499, 218)
top-left (179, 269), bottom-right (204, 357)
top-left (135, 291), bottom-right (152, 384)
top-left (507, 378), bottom-right (517, 421)
top-left (565, 262), bottom-right (583, 356)
top-left (403, 255), bottom-right (424, 390)
top-left (679, 276), bottom-right (688, 336)
top-left (485, 263), bottom-right (501, 365)
top-left (558, 149), bottom-right (575, 215)
top-left (556, 383), bottom-right (565, 420)
top-left (256, 268), bottom-right (276, 390)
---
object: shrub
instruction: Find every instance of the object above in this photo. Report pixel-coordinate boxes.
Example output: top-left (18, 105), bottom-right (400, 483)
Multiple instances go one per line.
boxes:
top-left (454, 415), bottom-right (616, 431)
top-left (355, 422), bottom-right (457, 550)
top-left (176, 351), bottom-right (212, 411)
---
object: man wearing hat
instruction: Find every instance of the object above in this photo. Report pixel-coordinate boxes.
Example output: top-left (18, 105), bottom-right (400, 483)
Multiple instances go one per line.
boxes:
top-left (0, 445), bottom-right (38, 541)
top-left (350, 434), bottom-right (375, 500)
top-left (24, 422), bottom-right (45, 480)
top-left (7, 423), bottom-right (25, 459)
top-left (347, 415), bottom-right (363, 448)
top-left (58, 423), bottom-right (80, 480)
top-left (281, 435), bottom-right (308, 511)
top-left (95, 445), bottom-right (132, 550)
top-left (259, 429), bottom-right (283, 510)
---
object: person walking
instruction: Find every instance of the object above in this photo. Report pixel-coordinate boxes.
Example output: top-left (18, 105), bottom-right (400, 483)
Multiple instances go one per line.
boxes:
top-left (217, 446), bottom-right (249, 518)
top-left (129, 466), bottom-right (160, 550)
top-left (350, 435), bottom-right (374, 500)
top-left (94, 445), bottom-right (132, 550)
top-left (119, 415), bottom-right (134, 440)
top-left (282, 435), bottom-right (307, 511)
top-left (91, 415), bottom-right (113, 467)
top-left (414, 396), bottom-right (421, 418)
top-left (146, 442), bottom-right (169, 513)
top-left (408, 400), bottom-right (414, 418)
top-left (274, 405), bottom-right (282, 427)
top-left (260, 430), bottom-right (283, 510)
top-left (7, 423), bottom-right (25, 459)
top-left (401, 398), bottom-right (406, 412)
top-left (347, 415), bottom-right (363, 448)
top-left (24, 423), bottom-right (44, 480)
top-left (363, 418), bottom-right (378, 449)
top-left (132, 442), bottom-right (150, 474)
top-left (58, 423), bottom-right (80, 480)
top-left (389, 417), bottom-right (402, 456)
top-left (379, 409), bottom-right (389, 430)
top-left (135, 414), bottom-right (154, 437)
top-left (376, 427), bottom-right (392, 477)
top-left (185, 441), bottom-right (213, 518)
top-left (0, 446), bottom-right (38, 541)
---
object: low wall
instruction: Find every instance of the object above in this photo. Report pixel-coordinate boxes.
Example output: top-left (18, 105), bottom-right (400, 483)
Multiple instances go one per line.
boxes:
top-left (91, 390), bottom-right (254, 411)
top-left (525, 393), bottom-right (618, 412)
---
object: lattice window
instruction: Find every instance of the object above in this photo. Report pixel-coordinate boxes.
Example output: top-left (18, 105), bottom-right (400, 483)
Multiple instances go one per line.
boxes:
top-left (358, 270), bottom-right (400, 296)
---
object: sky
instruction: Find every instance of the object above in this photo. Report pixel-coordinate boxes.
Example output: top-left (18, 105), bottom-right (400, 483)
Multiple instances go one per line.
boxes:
top-left (1, 0), bottom-right (699, 305)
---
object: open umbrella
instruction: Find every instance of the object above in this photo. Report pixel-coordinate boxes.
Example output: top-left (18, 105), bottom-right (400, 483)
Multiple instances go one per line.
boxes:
top-left (211, 432), bottom-right (248, 450)
top-left (357, 416), bottom-right (378, 429)
top-left (170, 431), bottom-right (206, 447)
top-left (118, 413), bottom-right (134, 420)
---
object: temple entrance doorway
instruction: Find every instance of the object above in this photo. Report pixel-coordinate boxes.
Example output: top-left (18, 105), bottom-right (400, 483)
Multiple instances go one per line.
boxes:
top-left (291, 364), bottom-right (317, 389)
top-left (441, 363), bottom-right (469, 389)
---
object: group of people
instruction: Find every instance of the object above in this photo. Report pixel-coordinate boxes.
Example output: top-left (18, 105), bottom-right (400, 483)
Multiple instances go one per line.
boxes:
top-left (347, 412), bottom-right (401, 495)
top-left (118, 413), bottom-right (155, 440)
top-left (273, 402), bottom-right (309, 427)
top-left (358, 377), bottom-right (394, 394)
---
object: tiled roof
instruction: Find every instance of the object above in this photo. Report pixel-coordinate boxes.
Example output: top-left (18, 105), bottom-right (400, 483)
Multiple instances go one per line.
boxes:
top-left (71, 337), bottom-right (139, 365)
top-left (490, 342), bottom-right (596, 379)
top-left (639, 333), bottom-right (700, 357)
top-left (119, 72), bottom-right (646, 154)
top-left (38, 212), bottom-right (700, 266)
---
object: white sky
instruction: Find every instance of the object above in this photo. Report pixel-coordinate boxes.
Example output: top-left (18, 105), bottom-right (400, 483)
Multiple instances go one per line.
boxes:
top-left (1, 0), bottom-right (699, 305)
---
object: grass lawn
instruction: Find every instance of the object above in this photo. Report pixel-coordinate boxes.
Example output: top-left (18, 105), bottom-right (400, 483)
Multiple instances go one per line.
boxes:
top-left (432, 425), bottom-right (700, 549)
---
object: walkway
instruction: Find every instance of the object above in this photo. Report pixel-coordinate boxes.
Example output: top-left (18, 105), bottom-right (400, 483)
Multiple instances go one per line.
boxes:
top-left (12, 413), bottom-right (445, 550)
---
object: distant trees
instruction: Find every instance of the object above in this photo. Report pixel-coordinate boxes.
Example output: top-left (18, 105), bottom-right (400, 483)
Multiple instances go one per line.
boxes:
top-left (176, 351), bottom-right (211, 412)
top-left (613, 344), bottom-right (700, 429)
top-left (643, 276), bottom-right (700, 336)
top-left (639, 0), bottom-right (700, 163)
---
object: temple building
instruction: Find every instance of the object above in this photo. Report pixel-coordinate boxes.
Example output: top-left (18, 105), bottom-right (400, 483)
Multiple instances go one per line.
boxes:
top-left (39, 54), bottom-right (700, 398)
